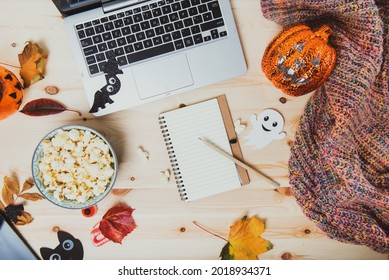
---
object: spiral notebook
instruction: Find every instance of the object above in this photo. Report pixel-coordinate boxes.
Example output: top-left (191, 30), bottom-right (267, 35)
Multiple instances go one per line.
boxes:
top-left (159, 95), bottom-right (250, 202)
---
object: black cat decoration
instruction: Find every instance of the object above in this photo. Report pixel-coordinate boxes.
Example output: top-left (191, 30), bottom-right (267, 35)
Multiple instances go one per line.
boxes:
top-left (40, 230), bottom-right (84, 260)
top-left (89, 51), bottom-right (123, 113)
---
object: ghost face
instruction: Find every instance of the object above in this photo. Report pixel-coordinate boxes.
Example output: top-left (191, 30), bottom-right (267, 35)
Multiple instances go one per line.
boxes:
top-left (258, 109), bottom-right (285, 134)
top-left (245, 108), bottom-right (286, 150)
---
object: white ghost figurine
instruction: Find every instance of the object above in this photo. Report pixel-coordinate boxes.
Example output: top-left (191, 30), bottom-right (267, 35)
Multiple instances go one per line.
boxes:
top-left (245, 109), bottom-right (286, 149)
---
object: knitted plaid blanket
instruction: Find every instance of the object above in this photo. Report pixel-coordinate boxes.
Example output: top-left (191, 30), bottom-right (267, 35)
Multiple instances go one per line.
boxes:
top-left (260, 0), bottom-right (389, 253)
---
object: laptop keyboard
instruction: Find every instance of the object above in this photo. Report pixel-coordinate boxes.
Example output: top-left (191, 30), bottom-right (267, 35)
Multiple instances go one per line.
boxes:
top-left (75, 0), bottom-right (227, 76)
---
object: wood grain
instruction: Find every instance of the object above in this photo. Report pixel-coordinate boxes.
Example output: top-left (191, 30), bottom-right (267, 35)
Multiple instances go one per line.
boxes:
top-left (0, 0), bottom-right (386, 260)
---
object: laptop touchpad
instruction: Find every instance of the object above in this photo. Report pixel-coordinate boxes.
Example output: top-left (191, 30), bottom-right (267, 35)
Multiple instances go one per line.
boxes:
top-left (133, 54), bottom-right (194, 100)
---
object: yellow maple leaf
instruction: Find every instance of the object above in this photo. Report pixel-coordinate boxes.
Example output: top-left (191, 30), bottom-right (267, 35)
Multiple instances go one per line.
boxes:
top-left (18, 41), bottom-right (48, 88)
top-left (220, 215), bottom-right (273, 260)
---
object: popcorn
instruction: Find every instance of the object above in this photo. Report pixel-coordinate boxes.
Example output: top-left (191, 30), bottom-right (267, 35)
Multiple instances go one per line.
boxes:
top-left (39, 128), bottom-right (115, 204)
top-left (68, 129), bottom-right (80, 141)
top-left (159, 169), bottom-right (170, 184)
top-left (136, 146), bottom-right (149, 162)
top-left (234, 118), bottom-right (247, 135)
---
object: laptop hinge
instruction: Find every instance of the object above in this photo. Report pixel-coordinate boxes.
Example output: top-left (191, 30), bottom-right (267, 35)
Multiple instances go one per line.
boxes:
top-left (101, 0), bottom-right (149, 13)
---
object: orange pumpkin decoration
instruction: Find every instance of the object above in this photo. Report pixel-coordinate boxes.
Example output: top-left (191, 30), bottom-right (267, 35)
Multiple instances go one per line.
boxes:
top-left (0, 66), bottom-right (23, 120)
top-left (261, 25), bottom-right (336, 96)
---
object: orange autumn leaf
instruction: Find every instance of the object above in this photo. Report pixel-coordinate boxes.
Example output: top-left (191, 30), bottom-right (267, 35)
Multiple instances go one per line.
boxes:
top-left (18, 41), bottom-right (48, 88)
top-left (220, 215), bottom-right (273, 260)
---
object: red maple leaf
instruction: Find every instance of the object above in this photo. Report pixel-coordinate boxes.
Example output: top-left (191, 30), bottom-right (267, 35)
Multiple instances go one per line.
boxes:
top-left (98, 205), bottom-right (136, 244)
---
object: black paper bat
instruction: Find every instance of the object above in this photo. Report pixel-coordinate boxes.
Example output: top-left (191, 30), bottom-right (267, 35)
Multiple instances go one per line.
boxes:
top-left (89, 52), bottom-right (123, 113)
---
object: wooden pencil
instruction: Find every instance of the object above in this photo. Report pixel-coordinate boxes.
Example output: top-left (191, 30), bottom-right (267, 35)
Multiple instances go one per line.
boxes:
top-left (199, 138), bottom-right (280, 188)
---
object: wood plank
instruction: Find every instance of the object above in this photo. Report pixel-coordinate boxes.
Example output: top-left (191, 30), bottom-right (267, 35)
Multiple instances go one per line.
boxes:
top-left (0, 0), bottom-right (385, 260)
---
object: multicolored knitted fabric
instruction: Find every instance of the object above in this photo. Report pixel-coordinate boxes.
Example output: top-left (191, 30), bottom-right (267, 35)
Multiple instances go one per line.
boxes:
top-left (260, 0), bottom-right (389, 253)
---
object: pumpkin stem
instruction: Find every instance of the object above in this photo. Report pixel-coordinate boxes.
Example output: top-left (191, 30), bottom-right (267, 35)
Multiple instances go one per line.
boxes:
top-left (192, 221), bottom-right (229, 242)
top-left (0, 61), bottom-right (20, 69)
top-left (315, 25), bottom-right (333, 42)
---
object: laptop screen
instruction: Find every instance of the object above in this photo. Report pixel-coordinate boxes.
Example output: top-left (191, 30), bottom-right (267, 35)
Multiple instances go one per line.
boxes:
top-left (52, 0), bottom-right (101, 17)
top-left (0, 213), bottom-right (39, 260)
top-left (68, 0), bottom-right (95, 7)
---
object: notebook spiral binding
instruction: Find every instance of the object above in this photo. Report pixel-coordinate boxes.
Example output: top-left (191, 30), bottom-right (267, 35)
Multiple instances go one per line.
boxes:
top-left (159, 116), bottom-right (188, 201)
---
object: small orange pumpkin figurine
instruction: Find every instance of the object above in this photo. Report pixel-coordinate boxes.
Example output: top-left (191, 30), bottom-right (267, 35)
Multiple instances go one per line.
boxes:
top-left (0, 66), bottom-right (23, 120)
top-left (261, 25), bottom-right (336, 97)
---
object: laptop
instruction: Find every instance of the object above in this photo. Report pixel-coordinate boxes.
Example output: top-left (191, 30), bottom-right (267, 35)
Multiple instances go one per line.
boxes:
top-left (52, 0), bottom-right (247, 116)
top-left (0, 212), bottom-right (39, 260)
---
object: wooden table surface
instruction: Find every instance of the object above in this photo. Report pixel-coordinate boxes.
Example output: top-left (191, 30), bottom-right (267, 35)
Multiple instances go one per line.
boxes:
top-left (0, 0), bottom-right (386, 260)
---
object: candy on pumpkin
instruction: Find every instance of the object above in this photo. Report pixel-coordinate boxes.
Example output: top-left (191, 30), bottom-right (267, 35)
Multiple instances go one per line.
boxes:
top-left (261, 24), bottom-right (336, 97)
top-left (0, 66), bottom-right (23, 120)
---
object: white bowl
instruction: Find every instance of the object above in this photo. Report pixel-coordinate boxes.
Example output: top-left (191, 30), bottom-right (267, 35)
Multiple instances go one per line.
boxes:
top-left (32, 125), bottom-right (118, 209)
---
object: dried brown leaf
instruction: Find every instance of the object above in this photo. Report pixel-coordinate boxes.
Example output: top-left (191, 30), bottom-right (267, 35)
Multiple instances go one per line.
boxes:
top-left (111, 189), bottom-right (132, 196)
top-left (15, 211), bottom-right (33, 226)
top-left (21, 179), bottom-right (34, 192)
top-left (4, 176), bottom-right (20, 196)
top-left (2, 181), bottom-right (15, 206)
top-left (20, 98), bottom-right (81, 116)
top-left (19, 192), bottom-right (44, 201)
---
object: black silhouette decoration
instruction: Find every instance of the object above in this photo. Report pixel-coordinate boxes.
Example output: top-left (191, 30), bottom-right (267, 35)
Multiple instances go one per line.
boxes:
top-left (40, 230), bottom-right (84, 260)
top-left (89, 52), bottom-right (123, 113)
top-left (3, 204), bottom-right (24, 223)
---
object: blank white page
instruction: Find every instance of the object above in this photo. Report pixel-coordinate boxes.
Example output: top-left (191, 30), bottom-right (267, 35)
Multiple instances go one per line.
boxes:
top-left (160, 98), bottom-right (242, 202)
